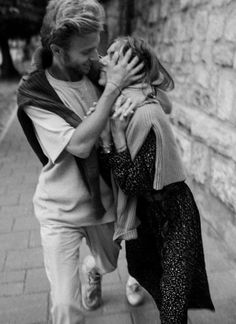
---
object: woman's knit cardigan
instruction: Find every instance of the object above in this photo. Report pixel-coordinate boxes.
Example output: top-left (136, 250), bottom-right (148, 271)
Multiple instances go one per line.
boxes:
top-left (112, 100), bottom-right (186, 241)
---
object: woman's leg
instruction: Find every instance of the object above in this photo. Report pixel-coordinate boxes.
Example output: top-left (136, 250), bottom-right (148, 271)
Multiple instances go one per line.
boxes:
top-left (40, 224), bottom-right (85, 324)
top-left (158, 190), bottom-right (202, 324)
top-left (125, 195), bottom-right (193, 324)
top-left (158, 220), bottom-right (192, 324)
top-left (125, 219), bottom-right (163, 310)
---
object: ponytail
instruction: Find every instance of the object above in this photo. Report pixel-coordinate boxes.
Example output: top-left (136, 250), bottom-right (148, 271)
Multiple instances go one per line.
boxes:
top-left (31, 47), bottom-right (53, 70)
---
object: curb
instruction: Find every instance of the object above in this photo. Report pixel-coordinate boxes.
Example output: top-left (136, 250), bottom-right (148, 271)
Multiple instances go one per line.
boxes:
top-left (0, 101), bottom-right (17, 144)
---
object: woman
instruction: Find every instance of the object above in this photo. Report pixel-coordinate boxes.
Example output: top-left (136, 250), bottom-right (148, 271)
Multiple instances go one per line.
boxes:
top-left (98, 36), bottom-right (215, 324)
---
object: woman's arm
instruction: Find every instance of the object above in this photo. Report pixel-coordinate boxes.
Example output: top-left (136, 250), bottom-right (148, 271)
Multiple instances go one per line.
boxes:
top-left (100, 130), bottom-right (156, 196)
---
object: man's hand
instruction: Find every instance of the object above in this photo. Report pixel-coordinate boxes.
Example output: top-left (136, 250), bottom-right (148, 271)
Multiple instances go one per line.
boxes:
top-left (106, 48), bottom-right (144, 92)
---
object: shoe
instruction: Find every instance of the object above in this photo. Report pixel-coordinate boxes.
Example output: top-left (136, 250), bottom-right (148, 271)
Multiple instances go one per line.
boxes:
top-left (126, 276), bottom-right (145, 306)
top-left (82, 255), bottom-right (102, 311)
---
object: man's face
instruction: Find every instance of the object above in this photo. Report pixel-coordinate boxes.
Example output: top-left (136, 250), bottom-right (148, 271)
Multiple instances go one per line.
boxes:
top-left (61, 32), bottom-right (100, 78)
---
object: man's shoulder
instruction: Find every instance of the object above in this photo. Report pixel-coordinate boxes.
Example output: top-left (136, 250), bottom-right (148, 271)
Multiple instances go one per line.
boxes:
top-left (18, 69), bottom-right (46, 91)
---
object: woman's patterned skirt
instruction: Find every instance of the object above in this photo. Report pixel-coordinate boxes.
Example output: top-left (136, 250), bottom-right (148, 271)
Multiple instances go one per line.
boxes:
top-left (125, 181), bottom-right (215, 324)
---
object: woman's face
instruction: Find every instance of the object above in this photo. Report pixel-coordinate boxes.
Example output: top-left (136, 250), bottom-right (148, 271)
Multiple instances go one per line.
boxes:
top-left (98, 40), bottom-right (123, 86)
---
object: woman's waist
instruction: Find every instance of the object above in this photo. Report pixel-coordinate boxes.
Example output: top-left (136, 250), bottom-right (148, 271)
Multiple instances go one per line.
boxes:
top-left (142, 181), bottom-right (187, 203)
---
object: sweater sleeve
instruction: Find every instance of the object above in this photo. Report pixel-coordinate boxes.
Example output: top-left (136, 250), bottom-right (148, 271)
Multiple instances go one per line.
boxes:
top-left (100, 129), bottom-right (156, 196)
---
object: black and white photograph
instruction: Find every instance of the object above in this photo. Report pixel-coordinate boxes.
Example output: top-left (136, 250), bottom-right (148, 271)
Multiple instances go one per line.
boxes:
top-left (0, 0), bottom-right (236, 323)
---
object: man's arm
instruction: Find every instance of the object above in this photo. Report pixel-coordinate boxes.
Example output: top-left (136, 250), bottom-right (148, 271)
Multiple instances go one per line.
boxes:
top-left (66, 49), bottom-right (144, 158)
top-left (66, 83), bottom-right (120, 158)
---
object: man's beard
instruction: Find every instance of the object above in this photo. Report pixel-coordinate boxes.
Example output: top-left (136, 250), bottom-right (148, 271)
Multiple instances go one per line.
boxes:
top-left (63, 54), bottom-right (91, 81)
top-left (67, 62), bottom-right (90, 75)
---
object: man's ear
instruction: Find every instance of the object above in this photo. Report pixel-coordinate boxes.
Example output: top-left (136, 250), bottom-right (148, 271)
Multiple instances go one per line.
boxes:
top-left (50, 44), bottom-right (62, 57)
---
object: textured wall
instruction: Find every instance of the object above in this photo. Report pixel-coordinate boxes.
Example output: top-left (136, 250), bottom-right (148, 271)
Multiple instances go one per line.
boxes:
top-left (103, 0), bottom-right (120, 42)
top-left (104, 0), bottom-right (236, 257)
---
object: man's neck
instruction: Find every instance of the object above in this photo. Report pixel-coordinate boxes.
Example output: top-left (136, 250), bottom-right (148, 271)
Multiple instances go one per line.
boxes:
top-left (48, 64), bottom-right (83, 82)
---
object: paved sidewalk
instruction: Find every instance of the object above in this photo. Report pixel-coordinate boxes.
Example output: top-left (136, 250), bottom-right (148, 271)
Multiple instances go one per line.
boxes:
top-left (0, 116), bottom-right (236, 324)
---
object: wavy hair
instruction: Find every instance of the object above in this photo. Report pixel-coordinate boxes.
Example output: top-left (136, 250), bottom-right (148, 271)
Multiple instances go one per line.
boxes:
top-left (114, 36), bottom-right (174, 92)
top-left (36, 0), bottom-right (105, 69)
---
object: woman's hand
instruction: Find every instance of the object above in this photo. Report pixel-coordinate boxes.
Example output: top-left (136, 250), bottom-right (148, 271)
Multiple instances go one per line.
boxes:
top-left (105, 48), bottom-right (144, 92)
top-left (84, 101), bottom-right (97, 119)
top-left (112, 95), bottom-right (135, 122)
top-left (100, 119), bottom-right (112, 145)
top-left (110, 96), bottom-right (135, 152)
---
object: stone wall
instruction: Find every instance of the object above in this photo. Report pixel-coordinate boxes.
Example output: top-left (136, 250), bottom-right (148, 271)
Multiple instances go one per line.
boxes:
top-left (102, 0), bottom-right (135, 43)
top-left (103, 0), bottom-right (120, 43)
top-left (104, 0), bottom-right (236, 258)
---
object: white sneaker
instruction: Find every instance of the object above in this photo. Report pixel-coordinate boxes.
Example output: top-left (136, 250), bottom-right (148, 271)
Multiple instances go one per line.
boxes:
top-left (126, 276), bottom-right (144, 306)
top-left (82, 255), bottom-right (102, 311)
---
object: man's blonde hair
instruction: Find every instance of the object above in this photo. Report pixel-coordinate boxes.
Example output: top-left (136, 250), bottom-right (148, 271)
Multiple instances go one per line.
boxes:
top-left (38, 0), bottom-right (104, 68)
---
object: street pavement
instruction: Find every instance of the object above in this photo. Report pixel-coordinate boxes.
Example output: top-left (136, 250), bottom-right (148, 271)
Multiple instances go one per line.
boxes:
top-left (0, 115), bottom-right (236, 324)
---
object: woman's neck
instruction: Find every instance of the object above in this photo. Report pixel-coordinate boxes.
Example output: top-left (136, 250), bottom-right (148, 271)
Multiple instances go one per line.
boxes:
top-left (122, 84), bottom-right (153, 106)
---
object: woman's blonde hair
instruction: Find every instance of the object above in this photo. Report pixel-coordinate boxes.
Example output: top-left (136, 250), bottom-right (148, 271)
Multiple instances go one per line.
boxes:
top-left (38, 0), bottom-right (105, 68)
top-left (114, 36), bottom-right (174, 92)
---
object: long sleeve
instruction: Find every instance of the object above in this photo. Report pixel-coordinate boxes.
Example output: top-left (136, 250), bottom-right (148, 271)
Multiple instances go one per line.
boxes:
top-left (100, 129), bottom-right (156, 196)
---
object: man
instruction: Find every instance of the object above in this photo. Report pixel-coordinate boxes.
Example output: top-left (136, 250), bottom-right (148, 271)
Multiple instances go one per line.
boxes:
top-left (17, 0), bottom-right (144, 323)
